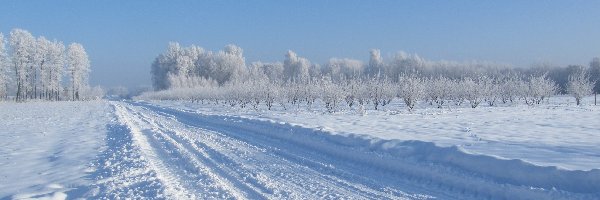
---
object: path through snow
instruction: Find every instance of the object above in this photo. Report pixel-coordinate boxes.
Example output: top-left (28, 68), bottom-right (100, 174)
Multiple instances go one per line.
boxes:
top-left (2, 100), bottom-right (598, 199)
top-left (86, 101), bottom-right (595, 199)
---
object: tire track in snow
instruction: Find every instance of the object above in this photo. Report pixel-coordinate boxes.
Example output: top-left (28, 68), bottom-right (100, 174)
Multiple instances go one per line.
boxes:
top-left (124, 102), bottom-right (440, 199)
top-left (131, 101), bottom-right (593, 200)
top-left (130, 103), bottom-right (398, 199)
top-left (115, 103), bottom-right (244, 199)
top-left (113, 103), bottom-right (194, 199)
top-left (130, 106), bottom-right (265, 199)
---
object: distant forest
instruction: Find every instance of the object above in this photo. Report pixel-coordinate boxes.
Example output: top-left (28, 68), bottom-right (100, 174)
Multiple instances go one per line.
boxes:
top-left (150, 43), bottom-right (600, 95)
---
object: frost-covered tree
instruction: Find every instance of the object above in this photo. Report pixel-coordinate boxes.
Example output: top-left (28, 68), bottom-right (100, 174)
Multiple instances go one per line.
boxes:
top-left (526, 74), bottom-right (558, 105)
top-left (207, 44), bottom-right (247, 84)
top-left (151, 42), bottom-right (181, 90)
top-left (367, 49), bottom-right (384, 77)
top-left (283, 50), bottom-right (310, 83)
top-left (567, 70), bottom-right (594, 105)
top-left (251, 61), bottom-right (284, 83)
top-left (323, 58), bottom-right (363, 81)
top-left (462, 78), bottom-right (484, 108)
top-left (425, 77), bottom-right (452, 108)
top-left (387, 51), bottom-right (425, 81)
top-left (320, 76), bottom-right (343, 113)
top-left (0, 28), bottom-right (89, 101)
top-left (499, 78), bottom-right (524, 104)
top-left (47, 40), bottom-right (65, 100)
top-left (9, 29), bottom-right (35, 102)
top-left (144, 43), bottom-right (600, 111)
top-left (480, 77), bottom-right (500, 106)
top-left (151, 43), bottom-right (247, 89)
top-left (398, 75), bottom-right (424, 111)
top-left (33, 37), bottom-right (55, 99)
top-left (66, 43), bottom-right (90, 101)
top-left (343, 79), bottom-right (362, 107)
top-left (367, 77), bottom-right (394, 110)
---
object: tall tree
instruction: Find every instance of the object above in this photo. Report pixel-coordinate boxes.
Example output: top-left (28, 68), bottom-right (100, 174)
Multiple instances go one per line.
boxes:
top-left (66, 43), bottom-right (90, 101)
top-left (283, 50), bottom-right (310, 83)
top-left (47, 40), bottom-right (65, 100)
top-left (9, 29), bottom-right (35, 102)
top-left (33, 36), bottom-right (52, 99)
top-left (368, 49), bottom-right (384, 77)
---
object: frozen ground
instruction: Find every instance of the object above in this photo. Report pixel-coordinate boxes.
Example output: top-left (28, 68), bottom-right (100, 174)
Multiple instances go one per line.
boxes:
top-left (1, 98), bottom-right (599, 199)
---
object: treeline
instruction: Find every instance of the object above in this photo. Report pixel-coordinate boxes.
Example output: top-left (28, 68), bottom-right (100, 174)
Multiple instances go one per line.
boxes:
top-left (142, 43), bottom-right (599, 111)
top-left (0, 28), bottom-right (101, 102)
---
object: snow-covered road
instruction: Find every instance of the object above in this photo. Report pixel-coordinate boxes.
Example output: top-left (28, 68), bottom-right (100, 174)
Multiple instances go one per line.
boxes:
top-left (108, 101), bottom-right (435, 199)
top-left (3, 100), bottom-right (597, 199)
top-left (89, 101), bottom-right (596, 200)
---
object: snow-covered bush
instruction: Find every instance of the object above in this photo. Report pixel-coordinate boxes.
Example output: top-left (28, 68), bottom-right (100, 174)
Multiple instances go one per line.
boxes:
top-left (525, 74), bottom-right (558, 105)
top-left (368, 77), bottom-right (395, 110)
top-left (398, 75), bottom-right (424, 111)
top-left (425, 77), bottom-right (452, 108)
top-left (480, 77), bottom-right (500, 106)
top-left (320, 76), bottom-right (343, 113)
top-left (462, 78), bottom-right (484, 108)
top-left (499, 78), bottom-right (525, 104)
top-left (567, 71), bottom-right (595, 105)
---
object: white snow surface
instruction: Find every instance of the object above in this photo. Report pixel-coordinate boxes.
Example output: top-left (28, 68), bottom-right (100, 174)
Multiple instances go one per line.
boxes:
top-left (1, 98), bottom-right (599, 199)
top-left (0, 101), bottom-right (111, 199)
top-left (154, 96), bottom-right (600, 171)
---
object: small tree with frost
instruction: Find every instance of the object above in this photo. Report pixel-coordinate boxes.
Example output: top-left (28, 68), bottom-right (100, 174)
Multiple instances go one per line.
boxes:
top-left (567, 70), bottom-right (595, 105)
top-left (426, 77), bottom-right (452, 108)
top-left (526, 74), bottom-right (557, 105)
top-left (463, 78), bottom-right (484, 108)
top-left (320, 76), bottom-right (343, 113)
top-left (398, 75), bottom-right (424, 111)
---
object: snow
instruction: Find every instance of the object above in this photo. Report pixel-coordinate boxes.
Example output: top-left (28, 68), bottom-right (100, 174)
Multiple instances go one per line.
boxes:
top-left (153, 96), bottom-right (600, 171)
top-left (1, 98), bottom-right (599, 199)
top-left (0, 101), bottom-right (111, 199)
top-left (128, 100), bottom-right (599, 198)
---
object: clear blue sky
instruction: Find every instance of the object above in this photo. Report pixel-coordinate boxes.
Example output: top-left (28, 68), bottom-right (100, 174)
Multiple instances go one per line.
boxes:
top-left (1, 1), bottom-right (599, 88)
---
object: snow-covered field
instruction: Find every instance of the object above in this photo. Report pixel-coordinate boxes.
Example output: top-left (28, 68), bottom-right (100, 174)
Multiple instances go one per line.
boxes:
top-left (1, 98), bottom-right (599, 199)
top-left (0, 101), bottom-right (112, 199)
